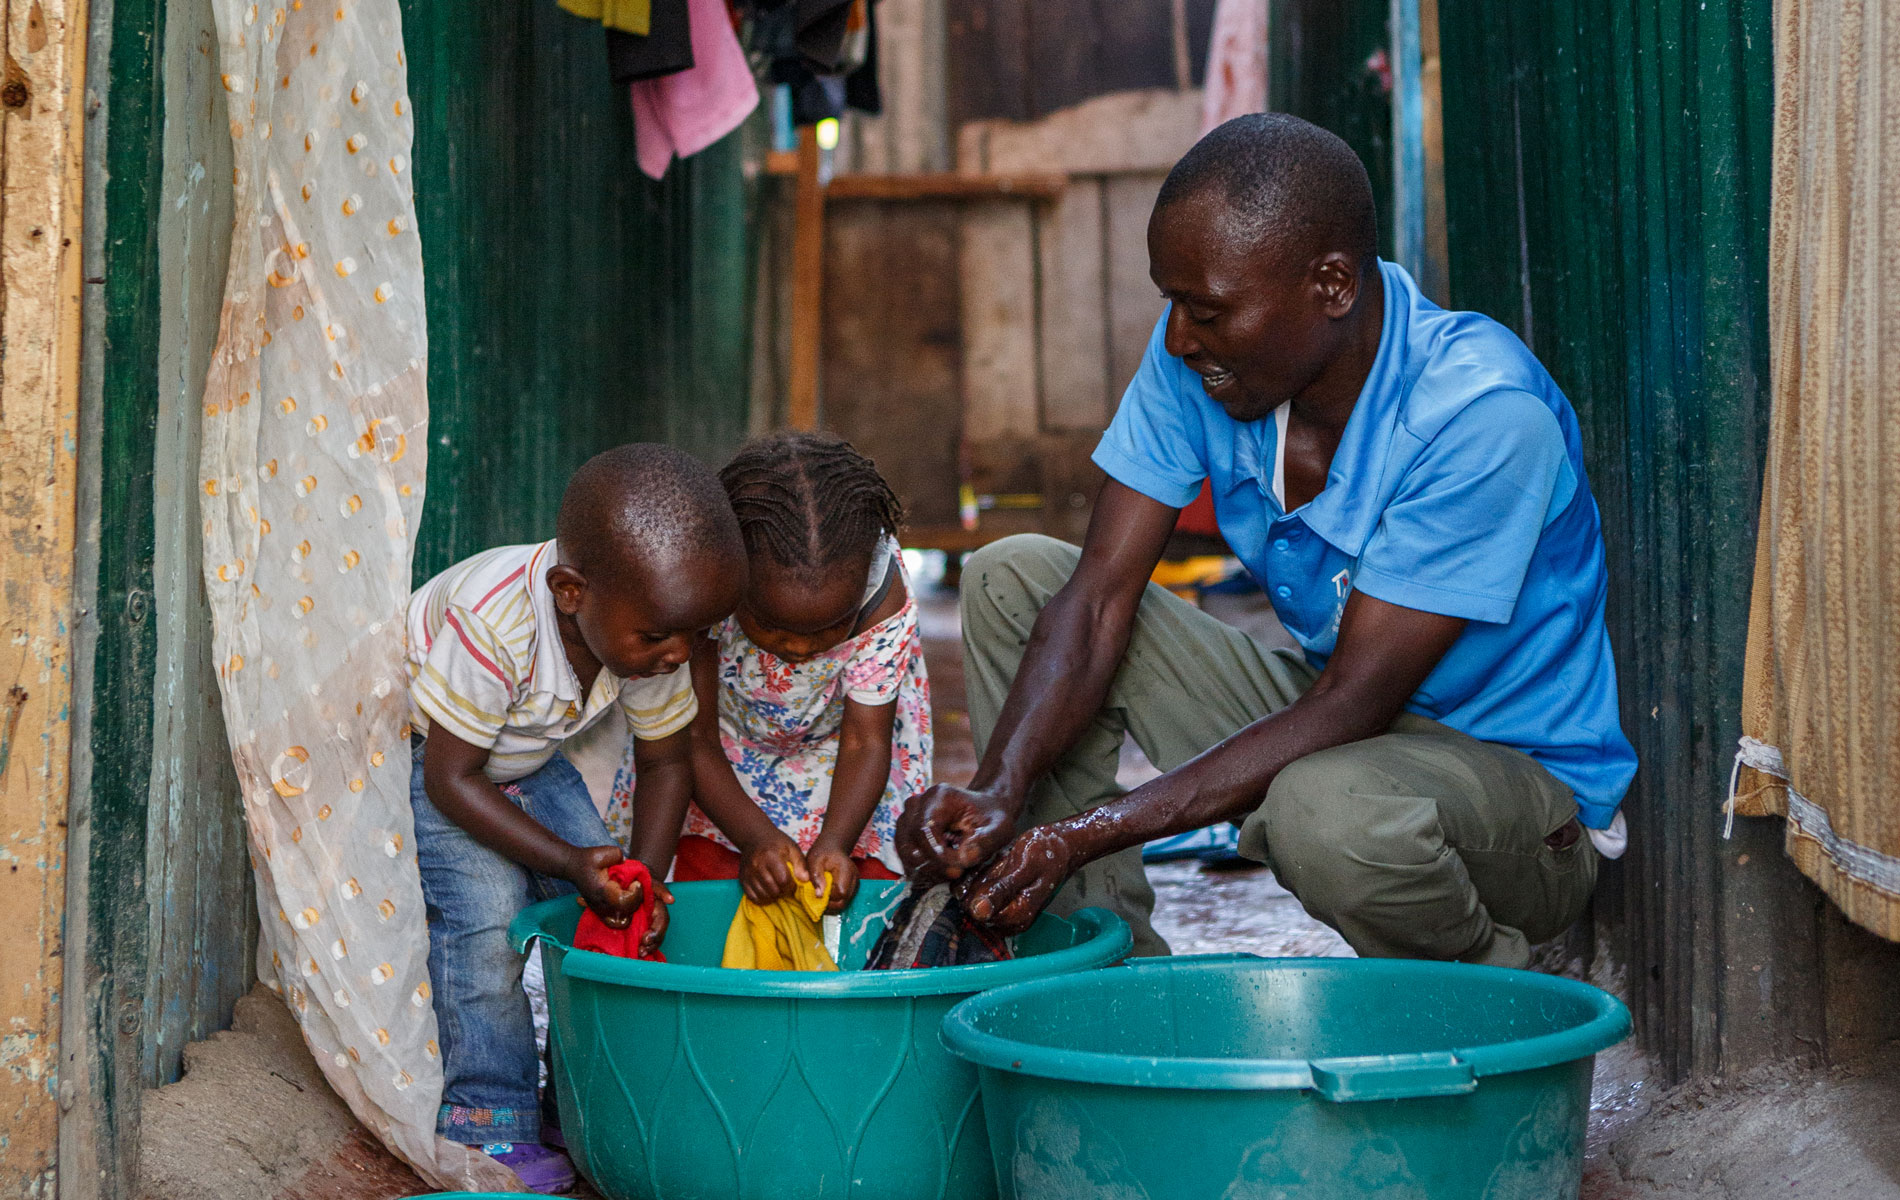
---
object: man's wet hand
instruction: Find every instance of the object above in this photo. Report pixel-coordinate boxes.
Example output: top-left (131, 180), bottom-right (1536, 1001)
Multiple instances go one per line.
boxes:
top-left (895, 783), bottom-right (1020, 884)
top-left (956, 825), bottom-right (1077, 936)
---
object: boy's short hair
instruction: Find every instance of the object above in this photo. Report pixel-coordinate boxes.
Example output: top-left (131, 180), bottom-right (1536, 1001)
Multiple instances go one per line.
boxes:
top-left (557, 444), bottom-right (743, 582)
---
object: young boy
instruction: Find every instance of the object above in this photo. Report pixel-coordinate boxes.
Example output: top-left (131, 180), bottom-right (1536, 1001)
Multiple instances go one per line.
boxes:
top-left (405, 444), bottom-right (744, 1193)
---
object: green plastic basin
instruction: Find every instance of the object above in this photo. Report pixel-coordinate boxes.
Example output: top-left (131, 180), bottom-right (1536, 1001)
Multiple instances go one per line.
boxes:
top-left (941, 955), bottom-right (1630, 1199)
top-left (507, 880), bottom-right (1130, 1200)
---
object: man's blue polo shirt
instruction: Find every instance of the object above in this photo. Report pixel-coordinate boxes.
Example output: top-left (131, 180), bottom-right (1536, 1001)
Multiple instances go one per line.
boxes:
top-left (1093, 260), bottom-right (1635, 828)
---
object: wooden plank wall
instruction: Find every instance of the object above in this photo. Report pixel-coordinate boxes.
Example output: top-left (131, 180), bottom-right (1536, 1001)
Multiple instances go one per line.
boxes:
top-left (822, 1), bottom-right (1218, 547)
top-left (0, 0), bottom-right (87, 1189)
top-left (823, 87), bottom-right (1202, 548)
top-left (944, 0), bottom-right (1215, 124)
top-left (841, 0), bottom-right (950, 172)
top-left (820, 200), bottom-right (965, 528)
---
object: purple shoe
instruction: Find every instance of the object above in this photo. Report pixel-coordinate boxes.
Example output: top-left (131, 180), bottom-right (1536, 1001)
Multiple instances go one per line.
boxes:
top-left (483, 1142), bottom-right (576, 1195)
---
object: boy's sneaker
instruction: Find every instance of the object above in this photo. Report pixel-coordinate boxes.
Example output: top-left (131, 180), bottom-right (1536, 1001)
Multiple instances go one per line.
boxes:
top-left (483, 1142), bottom-right (576, 1194)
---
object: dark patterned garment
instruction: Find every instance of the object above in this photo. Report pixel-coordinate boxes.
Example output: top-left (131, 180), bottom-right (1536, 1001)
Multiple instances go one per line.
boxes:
top-left (863, 883), bottom-right (1013, 970)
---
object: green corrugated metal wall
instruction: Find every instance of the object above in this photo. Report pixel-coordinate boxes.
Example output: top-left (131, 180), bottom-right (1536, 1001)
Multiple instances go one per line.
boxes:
top-left (1269, 0), bottom-right (1397, 257)
top-left (1437, 0), bottom-right (1775, 1078)
top-left (400, 0), bottom-right (758, 578)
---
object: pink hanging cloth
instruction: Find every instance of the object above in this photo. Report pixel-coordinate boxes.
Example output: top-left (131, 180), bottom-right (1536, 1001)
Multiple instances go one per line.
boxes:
top-left (1199, 0), bottom-right (1268, 135)
top-left (631, 0), bottom-right (760, 180)
top-left (1178, 0), bottom-right (1269, 539)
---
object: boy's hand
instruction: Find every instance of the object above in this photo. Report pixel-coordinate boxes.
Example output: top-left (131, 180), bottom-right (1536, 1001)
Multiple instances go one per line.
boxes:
top-left (568, 845), bottom-right (644, 928)
top-left (738, 831), bottom-right (809, 906)
top-left (639, 878), bottom-right (674, 956)
top-left (805, 842), bottom-right (859, 915)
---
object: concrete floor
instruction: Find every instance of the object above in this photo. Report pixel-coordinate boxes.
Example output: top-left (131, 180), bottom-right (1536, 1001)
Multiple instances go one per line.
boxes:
top-left (135, 577), bottom-right (1900, 1200)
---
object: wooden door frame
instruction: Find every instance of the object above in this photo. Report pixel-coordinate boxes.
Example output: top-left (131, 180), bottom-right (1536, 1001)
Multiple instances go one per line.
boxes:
top-left (0, 0), bottom-right (87, 1192)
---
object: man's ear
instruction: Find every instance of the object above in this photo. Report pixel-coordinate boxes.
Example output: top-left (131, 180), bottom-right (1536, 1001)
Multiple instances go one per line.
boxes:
top-left (1312, 252), bottom-right (1362, 319)
top-left (546, 563), bottom-right (586, 615)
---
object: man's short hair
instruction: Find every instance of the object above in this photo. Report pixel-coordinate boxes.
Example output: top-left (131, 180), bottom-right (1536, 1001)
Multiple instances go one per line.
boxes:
top-left (556, 443), bottom-right (742, 582)
top-left (1154, 113), bottom-right (1379, 265)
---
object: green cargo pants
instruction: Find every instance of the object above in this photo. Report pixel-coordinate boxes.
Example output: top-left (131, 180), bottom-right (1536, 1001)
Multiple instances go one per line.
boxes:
top-left (960, 535), bottom-right (1598, 967)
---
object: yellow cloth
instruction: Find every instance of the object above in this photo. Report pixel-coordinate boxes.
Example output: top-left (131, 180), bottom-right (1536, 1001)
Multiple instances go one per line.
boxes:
top-left (557, 0), bottom-right (651, 36)
top-left (720, 875), bottom-right (839, 971)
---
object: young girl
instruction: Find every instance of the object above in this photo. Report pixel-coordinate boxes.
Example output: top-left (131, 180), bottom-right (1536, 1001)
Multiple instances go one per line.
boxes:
top-left (673, 432), bottom-right (930, 912)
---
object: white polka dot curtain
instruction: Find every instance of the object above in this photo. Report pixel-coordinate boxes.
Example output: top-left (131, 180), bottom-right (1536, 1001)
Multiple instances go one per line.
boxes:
top-left (200, 1), bottom-right (518, 1190)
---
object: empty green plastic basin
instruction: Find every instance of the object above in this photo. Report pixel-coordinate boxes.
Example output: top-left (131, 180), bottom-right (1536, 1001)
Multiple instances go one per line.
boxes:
top-left (507, 880), bottom-right (1130, 1200)
top-left (941, 955), bottom-right (1630, 1200)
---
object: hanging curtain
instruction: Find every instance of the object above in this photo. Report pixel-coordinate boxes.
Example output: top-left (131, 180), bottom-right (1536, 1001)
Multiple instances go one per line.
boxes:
top-left (200, 0), bottom-right (519, 1189)
top-left (1736, 0), bottom-right (1900, 940)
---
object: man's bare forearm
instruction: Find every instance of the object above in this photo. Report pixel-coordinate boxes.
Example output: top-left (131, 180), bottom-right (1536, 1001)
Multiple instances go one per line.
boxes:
top-left (969, 581), bottom-right (1138, 805)
top-left (955, 594), bottom-right (1470, 931)
top-left (966, 481), bottom-right (1178, 808)
top-left (1053, 674), bottom-right (1395, 864)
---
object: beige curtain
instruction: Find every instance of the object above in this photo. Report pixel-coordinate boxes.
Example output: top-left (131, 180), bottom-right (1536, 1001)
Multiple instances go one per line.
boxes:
top-left (1736, 0), bottom-right (1900, 940)
top-left (200, 0), bottom-right (520, 1189)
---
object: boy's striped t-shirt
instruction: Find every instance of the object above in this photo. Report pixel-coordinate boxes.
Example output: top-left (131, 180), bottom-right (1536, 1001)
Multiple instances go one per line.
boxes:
top-left (404, 539), bottom-right (695, 781)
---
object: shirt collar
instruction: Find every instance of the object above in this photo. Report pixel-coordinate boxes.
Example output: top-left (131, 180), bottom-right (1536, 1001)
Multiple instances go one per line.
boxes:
top-left (525, 539), bottom-right (582, 704)
top-left (1292, 259), bottom-right (1425, 558)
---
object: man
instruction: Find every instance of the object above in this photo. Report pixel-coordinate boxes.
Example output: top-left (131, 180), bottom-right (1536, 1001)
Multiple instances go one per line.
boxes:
top-left (896, 114), bottom-right (1635, 966)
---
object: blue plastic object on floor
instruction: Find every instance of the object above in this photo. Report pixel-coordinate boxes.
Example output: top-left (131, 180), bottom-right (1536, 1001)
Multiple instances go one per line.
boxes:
top-left (942, 954), bottom-right (1631, 1199)
top-left (1142, 822), bottom-right (1242, 863)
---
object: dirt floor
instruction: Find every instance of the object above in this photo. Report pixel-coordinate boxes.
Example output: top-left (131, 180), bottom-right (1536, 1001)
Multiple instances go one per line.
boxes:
top-left (135, 577), bottom-right (1900, 1200)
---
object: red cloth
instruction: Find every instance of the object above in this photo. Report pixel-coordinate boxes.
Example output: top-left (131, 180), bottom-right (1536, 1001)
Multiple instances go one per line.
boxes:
top-left (572, 859), bottom-right (665, 961)
top-left (672, 834), bottom-right (901, 882)
top-left (1176, 481), bottom-right (1220, 535)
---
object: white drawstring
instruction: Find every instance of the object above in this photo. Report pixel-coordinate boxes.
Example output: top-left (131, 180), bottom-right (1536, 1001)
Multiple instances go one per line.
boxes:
top-left (1725, 736), bottom-right (1789, 840)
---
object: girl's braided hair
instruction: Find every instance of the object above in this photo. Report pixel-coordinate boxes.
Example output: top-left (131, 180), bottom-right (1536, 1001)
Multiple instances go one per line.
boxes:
top-left (718, 431), bottom-right (903, 577)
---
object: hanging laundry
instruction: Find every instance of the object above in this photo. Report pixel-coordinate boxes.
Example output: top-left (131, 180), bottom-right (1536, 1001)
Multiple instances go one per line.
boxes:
top-left (721, 873), bottom-right (839, 971)
top-left (561, 0), bottom-right (652, 37)
top-left (752, 0), bottom-right (879, 123)
top-left (605, 0), bottom-right (695, 85)
top-left (572, 859), bottom-right (667, 961)
top-left (1200, 0), bottom-right (1269, 134)
top-left (629, 0), bottom-right (760, 179)
top-left (758, 0), bottom-right (856, 73)
top-left (836, 0), bottom-right (871, 76)
top-left (863, 884), bottom-right (1013, 970)
top-left (842, 0), bottom-right (880, 116)
top-left (789, 73), bottom-right (847, 125)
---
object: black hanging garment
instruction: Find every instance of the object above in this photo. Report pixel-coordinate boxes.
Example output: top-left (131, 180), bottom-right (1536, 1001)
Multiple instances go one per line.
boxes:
top-left (842, 0), bottom-right (880, 115)
top-left (606, 0), bottom-right (695, 85)
top-left (750, 0), bottom-right (880, 122)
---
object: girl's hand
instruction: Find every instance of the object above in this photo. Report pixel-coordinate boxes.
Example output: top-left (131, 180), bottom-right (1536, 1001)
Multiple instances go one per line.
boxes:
top-left (805, 842), bottom-right (860, 915)
top-left (738, 831), bottom-right (809, 905)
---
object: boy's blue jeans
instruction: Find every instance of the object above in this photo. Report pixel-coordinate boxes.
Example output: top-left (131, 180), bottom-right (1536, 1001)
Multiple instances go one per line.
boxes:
top-left (409, 737), bottom-right (612, 1146)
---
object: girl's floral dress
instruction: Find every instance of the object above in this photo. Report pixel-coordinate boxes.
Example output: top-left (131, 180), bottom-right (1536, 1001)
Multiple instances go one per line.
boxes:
top-left (606, 554), bottom-right (931, 874)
